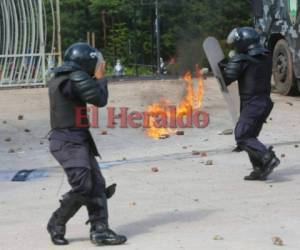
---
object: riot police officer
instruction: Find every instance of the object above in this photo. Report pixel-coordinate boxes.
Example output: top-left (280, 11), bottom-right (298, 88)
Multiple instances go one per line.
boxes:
top-left (47, 43), bottom-right (127, 246)
top-left (222, 27), bottom-right (280, 181)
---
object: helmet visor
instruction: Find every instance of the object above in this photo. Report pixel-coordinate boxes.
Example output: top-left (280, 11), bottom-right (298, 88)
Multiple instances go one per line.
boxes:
top-left (227, 28), bottom-right (239, 45)
top-left (94, 50), bottom-right (106, 78)
top-left (95, 50), bottom-right (104, 70)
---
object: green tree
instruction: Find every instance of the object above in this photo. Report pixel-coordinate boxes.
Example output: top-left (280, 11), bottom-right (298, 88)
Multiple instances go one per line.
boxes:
top-left (57, 0), bottom-right (252, 73)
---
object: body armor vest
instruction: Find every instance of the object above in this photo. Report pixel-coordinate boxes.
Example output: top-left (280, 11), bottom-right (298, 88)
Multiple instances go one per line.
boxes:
top-left (48, 75), bottom-right (88, 129)
top-left (238, 54), bottom-right (272, 97)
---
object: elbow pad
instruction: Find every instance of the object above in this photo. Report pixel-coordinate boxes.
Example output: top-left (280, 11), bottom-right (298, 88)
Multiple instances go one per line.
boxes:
top-left (224, 56), bottom-right (244, 80)
top-left (70, 71), bottom-right (101, 105)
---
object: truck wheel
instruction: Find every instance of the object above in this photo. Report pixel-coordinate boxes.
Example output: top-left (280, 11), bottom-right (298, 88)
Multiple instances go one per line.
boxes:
top-left (272, 39), bottom-right (298, 95)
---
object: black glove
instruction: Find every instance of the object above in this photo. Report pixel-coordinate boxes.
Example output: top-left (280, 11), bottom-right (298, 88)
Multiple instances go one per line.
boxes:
top-left (218, 58), bottom-right (234, 86)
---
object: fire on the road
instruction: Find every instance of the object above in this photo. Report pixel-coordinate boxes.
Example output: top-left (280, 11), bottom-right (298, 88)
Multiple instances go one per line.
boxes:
top-left (146, 68), bottom-right (204, 139)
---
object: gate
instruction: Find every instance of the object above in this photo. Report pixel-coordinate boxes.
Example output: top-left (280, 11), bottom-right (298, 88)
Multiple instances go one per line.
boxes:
top-left (0, 0), bottom-right (61, 87)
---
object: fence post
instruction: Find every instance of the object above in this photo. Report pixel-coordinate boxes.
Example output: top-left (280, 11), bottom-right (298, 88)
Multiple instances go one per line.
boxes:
top-left (38, 0), bottom-right (46, 85)
top-left (56, 0), bottom-right (62, 65)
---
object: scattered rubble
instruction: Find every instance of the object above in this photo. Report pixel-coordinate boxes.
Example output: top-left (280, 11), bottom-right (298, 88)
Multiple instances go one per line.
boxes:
top-left (129, 202), bottom-right (136, 207)
top-left (201, 152), bottom-right (208, 157)
top-left (159, 134), bottom-right (170, 140)
top-left (8, 148), bottom-right (15, 153)
top-left (192, 150), bottom-right (201, 156)
top-left (205, 160), bottom-right (214, 166)
top-left (213, 235), bottom-right (224, 241)
top-left (151, 167), bottom-right (159, 173)
top-left (176, 131), bottom-right (185, 136)
top-left (219, 129), bottom-right (233, 135)
top-left (272, 236), bottom-right (284, 246)
top-left (17, 115), bottom-right (24, 120)
top-left (192, 151), bottom-right (208, 157)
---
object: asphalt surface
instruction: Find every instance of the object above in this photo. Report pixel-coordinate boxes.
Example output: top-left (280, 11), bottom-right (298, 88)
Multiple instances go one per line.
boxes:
top-left (0, 78), bottom-right (299, 250)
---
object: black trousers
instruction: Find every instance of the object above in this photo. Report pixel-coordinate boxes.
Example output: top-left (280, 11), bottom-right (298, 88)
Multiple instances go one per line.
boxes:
top-left (50, 139), bottom-right (108, 224)
top-left (235, 95), bottom-right (273, 166)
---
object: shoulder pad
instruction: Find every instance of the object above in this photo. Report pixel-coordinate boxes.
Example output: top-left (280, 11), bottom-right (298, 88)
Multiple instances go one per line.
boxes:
top-left (71, 71), bottom-right (98, 101)
top-left (70, 71), bottom-right (91, 82)
top-left (230, 54), bottom-right (249, 62)
top-left (248, 47), bottom-right (269, 56)
top-left (231, 54), bottom-right (259, 64)
top-left (53, 62), bottom-right (81, 74)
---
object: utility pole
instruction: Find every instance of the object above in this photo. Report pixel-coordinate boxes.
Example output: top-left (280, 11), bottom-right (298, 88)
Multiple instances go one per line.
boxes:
top-left (155, 0), bottom-right (161, 75)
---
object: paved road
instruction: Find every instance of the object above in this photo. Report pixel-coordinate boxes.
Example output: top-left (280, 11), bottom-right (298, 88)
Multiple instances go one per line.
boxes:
top-left (0, 78), bottom-right (299, 249)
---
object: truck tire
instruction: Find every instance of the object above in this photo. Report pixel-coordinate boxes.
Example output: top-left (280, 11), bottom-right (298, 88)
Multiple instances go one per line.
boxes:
top-left (272, 39), bottom-right (298, 95)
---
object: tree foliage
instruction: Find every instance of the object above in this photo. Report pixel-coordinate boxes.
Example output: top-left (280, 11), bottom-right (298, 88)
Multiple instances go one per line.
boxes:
top-left (58, 0), bottom-right (252, 71)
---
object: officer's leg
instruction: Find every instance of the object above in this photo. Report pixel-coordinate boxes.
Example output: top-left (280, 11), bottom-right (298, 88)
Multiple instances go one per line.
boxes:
top-left (87, 154), bottom-right (127, 246)
top-left (235, 105), bottom-right (279, 180)
top-left (87, 156), bottom-right (108, 226)
top-left (235, 100), bottom-right (267, 173)
top-left (47, 167), bottom-right (92, 245)
top-left (237, 97), bottom-right (274, 154)
top-left (235, 117), bottom-right (267, 156)
top-left (47, 140), bottom-right (93, 245)
top-left (248, 121), bottom-right (265, 171)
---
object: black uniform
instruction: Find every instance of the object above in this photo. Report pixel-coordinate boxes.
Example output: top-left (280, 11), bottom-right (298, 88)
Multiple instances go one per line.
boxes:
top-left (49, 71), bottom-right (109, 220)
top-left (47, 43), bottom-right (126, 246)
top-left (227, 53), bottom-right (273, 154)
top-left (224, 27), bottom-right (280, 180)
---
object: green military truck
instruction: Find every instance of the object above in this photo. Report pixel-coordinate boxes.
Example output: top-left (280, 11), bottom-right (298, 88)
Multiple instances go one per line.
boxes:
top-left (252, 0), bottom-right (300, 95)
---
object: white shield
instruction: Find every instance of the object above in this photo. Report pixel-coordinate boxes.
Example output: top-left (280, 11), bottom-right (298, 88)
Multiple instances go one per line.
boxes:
top-left (203, 37), bottom-right (239, 125)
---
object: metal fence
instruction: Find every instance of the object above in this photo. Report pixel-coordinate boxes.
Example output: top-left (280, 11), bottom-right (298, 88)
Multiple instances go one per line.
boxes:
top-left (0, 0), bottom-right (61, 87)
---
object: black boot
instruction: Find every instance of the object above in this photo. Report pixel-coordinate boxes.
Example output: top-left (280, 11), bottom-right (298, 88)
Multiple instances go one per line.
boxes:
top-left (243, 145), bottom-right (279, 181)
top-left (244, 154), bottom-right (264, 181)
top-left (87, 194), bottom-right (127, 246)
top-left (47, 193), bottom-right (82, 245)
top-left (260, 146), bottom-right (280, 179)
top-left (244, 167), bottom-right (264, 181)
top-left (90, 222), bottom-right (127, 246)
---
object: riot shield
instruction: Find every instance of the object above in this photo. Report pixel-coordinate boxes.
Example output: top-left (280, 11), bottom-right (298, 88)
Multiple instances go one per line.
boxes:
top-left (203, 37), bottom-right (239, 124)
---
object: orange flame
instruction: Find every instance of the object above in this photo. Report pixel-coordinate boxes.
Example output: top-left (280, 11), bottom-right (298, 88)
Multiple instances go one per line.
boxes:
top-left (146, 66), bottom-right (204, 139)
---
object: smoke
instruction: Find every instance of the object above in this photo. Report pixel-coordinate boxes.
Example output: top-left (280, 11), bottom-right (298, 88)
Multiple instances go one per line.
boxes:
top-left (176, 36), bottom-right (207, 75)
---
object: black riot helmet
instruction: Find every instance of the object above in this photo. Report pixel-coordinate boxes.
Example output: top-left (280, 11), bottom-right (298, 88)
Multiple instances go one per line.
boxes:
top-left (227, 27), bottom-right (263, 54)
top-left (64, 43), bottom-right (104, 76)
